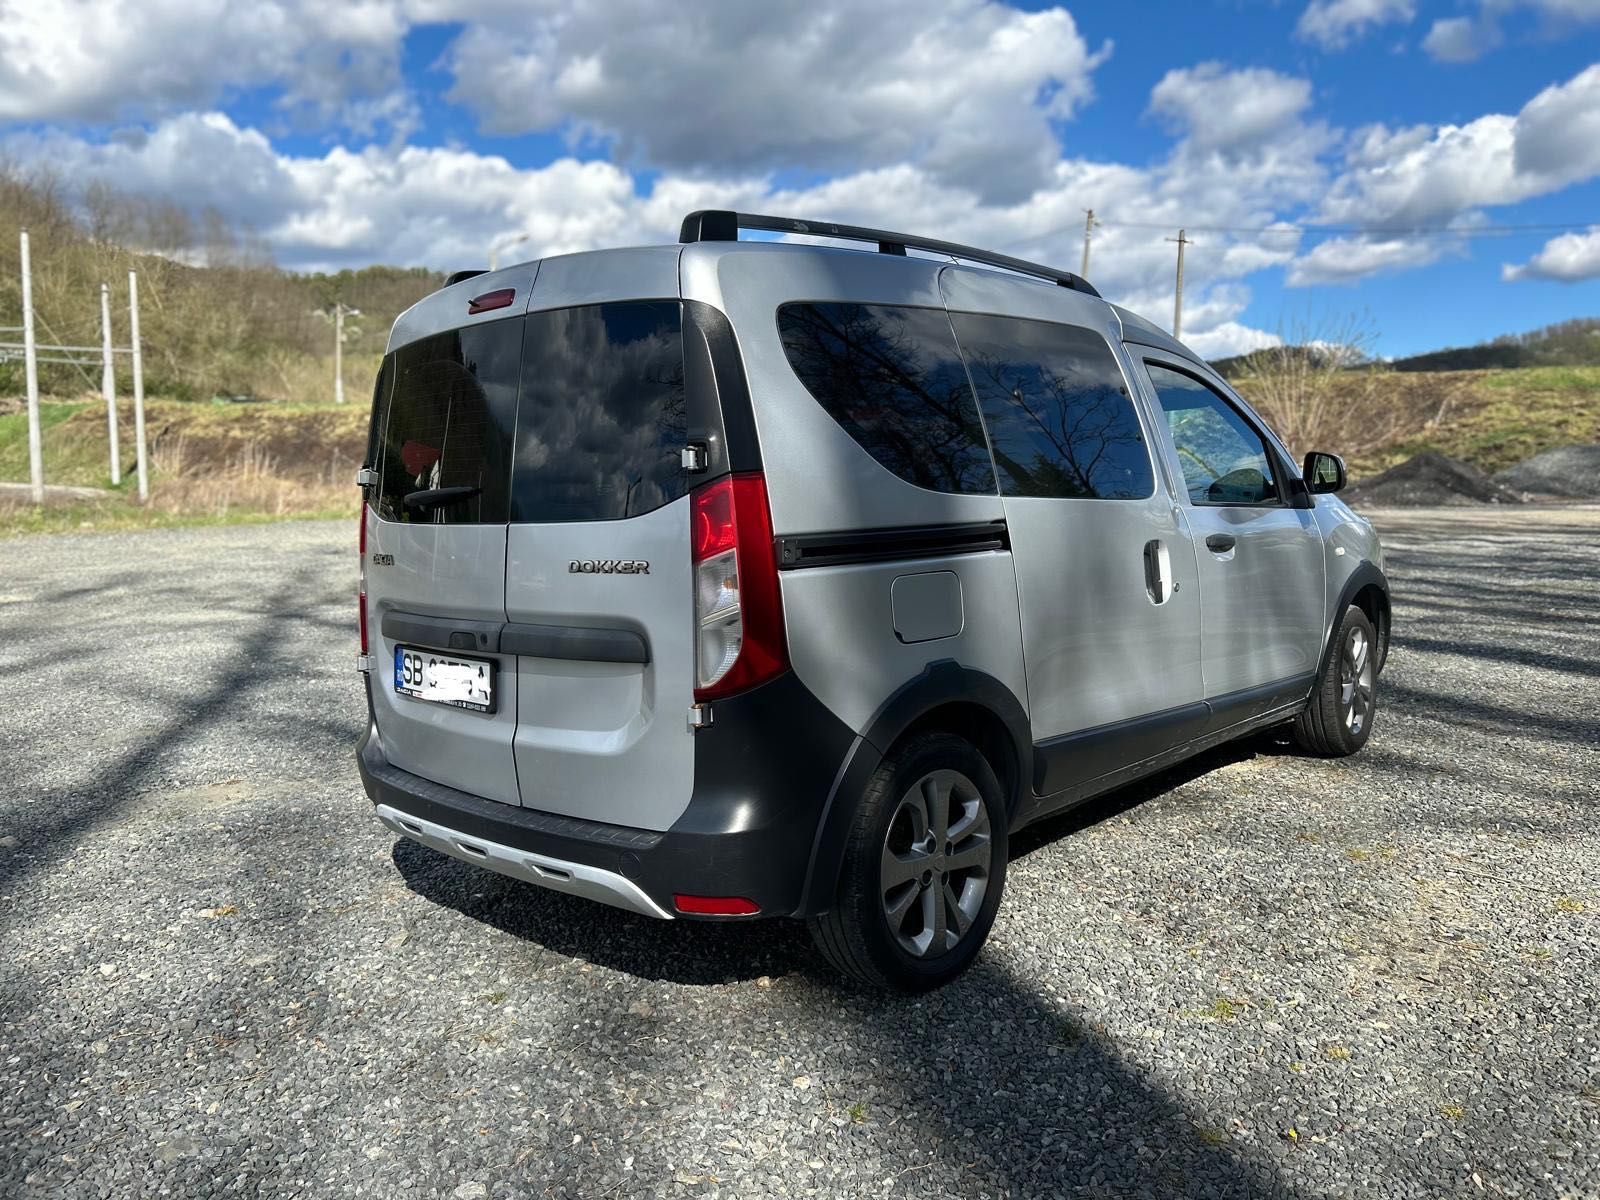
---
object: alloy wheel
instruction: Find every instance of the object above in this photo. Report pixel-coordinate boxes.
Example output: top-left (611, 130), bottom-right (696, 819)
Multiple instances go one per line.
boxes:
top-left (879, 768), bottom-right (992, 959)
top-left (1340, 625), bottom-right (1375, 736)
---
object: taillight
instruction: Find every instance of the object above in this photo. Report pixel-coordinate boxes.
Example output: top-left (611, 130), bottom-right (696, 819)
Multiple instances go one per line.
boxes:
top-left (359, 589), bottom-right (369, 656)
top-left (691, 473), bottom-right (786, 702)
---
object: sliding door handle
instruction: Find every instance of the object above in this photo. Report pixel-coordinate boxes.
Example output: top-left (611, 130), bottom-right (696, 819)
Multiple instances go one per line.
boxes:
top-left (1205, 533), bottom-right (1236, 554)
top-left (1143, 539), bottom-right (1173, 604)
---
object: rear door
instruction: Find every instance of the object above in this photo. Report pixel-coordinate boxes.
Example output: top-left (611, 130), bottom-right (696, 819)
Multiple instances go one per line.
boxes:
top-left (365, 301), bottom-right (526, 805)
top-left (503, 252), bottom-right (701, 832)
top-left (940, 288), bottom-right (1205, 796)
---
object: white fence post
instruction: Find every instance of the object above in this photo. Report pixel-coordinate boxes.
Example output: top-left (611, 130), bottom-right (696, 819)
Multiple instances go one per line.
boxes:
top-left (100, 282), bottom-right (120, 486)
top-left (334, 302), bottom-right (346, 405)
top-left (128, 270), bottom-right (148, 503)
top-left (20, 230), bottom-right (43, 505)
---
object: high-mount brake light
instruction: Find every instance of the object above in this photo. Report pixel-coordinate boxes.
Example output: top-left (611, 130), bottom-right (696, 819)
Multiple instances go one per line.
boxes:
top-left (690, 473), bottom-right (787, 702)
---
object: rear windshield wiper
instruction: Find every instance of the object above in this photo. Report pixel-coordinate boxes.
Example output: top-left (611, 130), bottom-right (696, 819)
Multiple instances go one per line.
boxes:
top-left (403, 485), bottom-right (482, 512)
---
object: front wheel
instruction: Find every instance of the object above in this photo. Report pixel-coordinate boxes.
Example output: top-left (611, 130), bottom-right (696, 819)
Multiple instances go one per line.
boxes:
top-left (807, 732), bottom-right (1008, 990)
top-left (1294, 604), bottom-right (1378, 756)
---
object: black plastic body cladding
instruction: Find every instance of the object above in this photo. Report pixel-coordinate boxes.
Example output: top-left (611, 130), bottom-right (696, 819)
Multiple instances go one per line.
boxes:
top-left (359, 669), bottom-right (856, 918)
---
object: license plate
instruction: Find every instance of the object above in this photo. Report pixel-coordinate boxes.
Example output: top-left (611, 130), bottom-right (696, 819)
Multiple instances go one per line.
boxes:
top-left (394, 646), bottom-right (496, 713)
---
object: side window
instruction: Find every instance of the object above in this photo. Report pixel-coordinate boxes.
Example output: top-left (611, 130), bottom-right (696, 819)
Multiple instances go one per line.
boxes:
top-left (1144, 363), bottom-right (1280, 507)
top-left (777, 302), bottom-right (995, 496)
top-left (512, 301), bottom-right (687, 523)
top-left (373, 318), bottom-right (521, 524)
top-left (949, 312), bottom-right (1153, 500)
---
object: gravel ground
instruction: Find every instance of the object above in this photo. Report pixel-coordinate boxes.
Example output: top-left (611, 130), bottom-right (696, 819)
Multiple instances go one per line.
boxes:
top-left (1, 509), bottom-right (1597, 1199)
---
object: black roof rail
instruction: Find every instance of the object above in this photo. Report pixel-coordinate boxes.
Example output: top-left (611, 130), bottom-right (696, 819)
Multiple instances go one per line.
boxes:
top-left (444, 269), bottom-right (488, 288)
top-left (678, 209), bottom-right (1100, 297)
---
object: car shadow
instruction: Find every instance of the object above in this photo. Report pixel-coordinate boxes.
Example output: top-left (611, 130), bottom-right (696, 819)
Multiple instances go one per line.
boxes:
top-left (390, 729), bottom-right (1286, 988)
top-left (391, 729), bottom-right (1304, 1195)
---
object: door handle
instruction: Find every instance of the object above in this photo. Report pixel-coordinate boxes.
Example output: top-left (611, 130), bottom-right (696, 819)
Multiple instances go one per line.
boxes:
top-left (1143, 539), bottom-right (1173, 604)
top-left (1206, 533), bottom-right (1236, 554)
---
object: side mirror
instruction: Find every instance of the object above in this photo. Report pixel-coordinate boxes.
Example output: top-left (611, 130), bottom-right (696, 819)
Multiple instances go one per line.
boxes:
top-left (1302, 451), bottom-right (1347, 495)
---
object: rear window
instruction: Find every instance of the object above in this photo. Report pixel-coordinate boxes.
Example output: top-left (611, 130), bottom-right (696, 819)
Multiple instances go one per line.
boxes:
top-left (372, 319), bottom-right (521, 524)
top-left (949, 312), bottom-right (1154, 500)
top-left (511, 301), bottom-right (688, 523)
top-left (777, 302), bottom-right (995, 496)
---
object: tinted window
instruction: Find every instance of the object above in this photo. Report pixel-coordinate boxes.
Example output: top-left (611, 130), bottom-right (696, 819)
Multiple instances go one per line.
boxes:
top-left (1145, 363), bottom-right (1280, 506)
top-left (950, 313), bottom-right (1153, 500)
top-left (777, 303), bottom-right (995, 495)
top-left (512, 301), bottom-right (687, 523)
top-left (373, 319), bottom-right (521, 523)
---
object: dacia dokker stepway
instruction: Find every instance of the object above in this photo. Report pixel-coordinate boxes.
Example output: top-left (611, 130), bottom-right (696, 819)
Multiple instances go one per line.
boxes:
top-left (356, 210), bottom-right (1389, 989)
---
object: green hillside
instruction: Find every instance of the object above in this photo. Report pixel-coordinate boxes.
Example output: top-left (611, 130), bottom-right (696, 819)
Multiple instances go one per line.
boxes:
top-left (0, 165), bottom-right (441, 404)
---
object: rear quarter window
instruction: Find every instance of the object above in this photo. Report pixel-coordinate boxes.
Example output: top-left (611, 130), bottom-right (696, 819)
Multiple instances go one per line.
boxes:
top-left (949, 312), bottom-right (1153, 500)
top-left (372, 319), bottom-right (522, 524)
top-left (777, 302), bottom-right (995, 496)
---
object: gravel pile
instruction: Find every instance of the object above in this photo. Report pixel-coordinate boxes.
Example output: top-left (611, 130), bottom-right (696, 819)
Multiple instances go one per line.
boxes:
top-left (1493, 443), bottom-right (1600, 499)
top-left (1344, 451), bottom-right (1524, 508)
top-left (3, 515), bottom-right (1599, 1198)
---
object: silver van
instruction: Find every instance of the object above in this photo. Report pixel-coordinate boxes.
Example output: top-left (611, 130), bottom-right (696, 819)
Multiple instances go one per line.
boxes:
top-left (356, 210), bottom-right (1389, 990)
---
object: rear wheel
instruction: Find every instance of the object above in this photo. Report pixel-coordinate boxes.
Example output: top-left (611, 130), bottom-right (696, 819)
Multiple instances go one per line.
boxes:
top-left (1294, 604), bottom-right (1378, 756)
top-left (808, 733), bottom-right (1007, 990)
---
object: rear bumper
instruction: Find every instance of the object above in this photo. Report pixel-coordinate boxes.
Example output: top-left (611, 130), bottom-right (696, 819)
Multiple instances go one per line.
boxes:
top-left (371, 801), bottom-right (671, 918)
top-left (356, 669), bottom-right (858, 919)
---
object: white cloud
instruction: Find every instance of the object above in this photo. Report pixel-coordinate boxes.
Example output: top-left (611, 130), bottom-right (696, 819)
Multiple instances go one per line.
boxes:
top-left (2, 15), bottom-right (1597, 337)
top-left (1423, 0), bottom-right (1600, 61)
top-left (1421, 16), bottom-right (1495, 61)
top-left (1513, 63), bottom-right (1600, 183)
top-left (1295, 0), bottom-right (1415, 48)
top-left (0, 0), bottom-right (1115, 204)
top-left (1148, 64), bottom-right (1313, 153)
top-left (1286, 235), bottom-right (1451, 285)
top-left (0, 0), bottom-right (409, 133)
top-left (440, 0), bottom-right (1111, 203)
top-left (1503, 227), bottom-right (1600, 281)
top-left (0, 95), bottom-right (1315, 356)
top-left (1308, 64), bottom-right (1600, 233)
top-left (1183, 322), bottom-right (1283, 359)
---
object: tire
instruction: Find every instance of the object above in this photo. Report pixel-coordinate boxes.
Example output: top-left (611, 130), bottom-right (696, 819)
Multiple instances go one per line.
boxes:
top-left (1294, 604), bottom-right (1378, 757)
top-left (807, 732), bottom-right (1008, 991)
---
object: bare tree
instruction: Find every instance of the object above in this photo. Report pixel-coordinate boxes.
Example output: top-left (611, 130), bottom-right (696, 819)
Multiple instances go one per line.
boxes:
top-left (1234, 313), bottom-right (1407, 459)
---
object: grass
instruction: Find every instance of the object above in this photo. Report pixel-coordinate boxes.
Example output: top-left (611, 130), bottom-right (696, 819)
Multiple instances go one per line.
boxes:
top-left (0, 392), bottom-right (364, 535)
top-left (0, 401), bottom-right (99, 485)
top-left (1350, 365), bottom-right (1600, 477)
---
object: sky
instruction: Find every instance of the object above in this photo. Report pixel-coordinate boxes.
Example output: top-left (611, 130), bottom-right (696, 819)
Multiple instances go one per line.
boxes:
top-left (0, 0), bottom-right (1597, 358)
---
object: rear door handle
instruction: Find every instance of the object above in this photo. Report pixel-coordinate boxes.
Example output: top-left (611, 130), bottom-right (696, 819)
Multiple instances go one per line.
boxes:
top-left (1205, 533), bottom-right (1236, 554)
top-left (1143, 539), bottom-right (1173, 604)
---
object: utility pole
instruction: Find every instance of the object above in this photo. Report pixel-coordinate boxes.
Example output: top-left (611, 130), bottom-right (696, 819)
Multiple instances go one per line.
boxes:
top-left (100, 282), bottom-right (120, 485)
top-left (489, 232), bottom-right (532, 272)
top-left (334, 302), bottom-right (346, 406)
top-left (128, 270), bottom-right (148, 503)
top-left (1167, 228), bottom-right (1192, 340)
top-left (19, 230), bottom-right (43, 505)
top-left (1080, 209), bottom-right (1097, 279)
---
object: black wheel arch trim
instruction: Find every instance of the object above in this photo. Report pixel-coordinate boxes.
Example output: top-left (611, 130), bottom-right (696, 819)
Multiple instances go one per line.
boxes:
top-left (1328, 560), bottom-right (1390, 675)
top-left (797, 660), bottom-right (1030, 917)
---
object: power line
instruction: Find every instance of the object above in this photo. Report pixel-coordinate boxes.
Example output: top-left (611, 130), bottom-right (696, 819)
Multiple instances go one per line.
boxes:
top-left (1091, 218), bottom-right (1592, 238)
